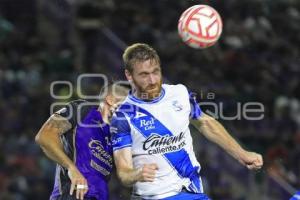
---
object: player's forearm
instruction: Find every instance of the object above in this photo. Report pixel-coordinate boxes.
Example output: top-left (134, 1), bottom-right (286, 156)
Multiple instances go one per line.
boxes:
top-left (117, 168), bottom-right (140, 187)
top-left (41, 140), bottom-right (75, 170)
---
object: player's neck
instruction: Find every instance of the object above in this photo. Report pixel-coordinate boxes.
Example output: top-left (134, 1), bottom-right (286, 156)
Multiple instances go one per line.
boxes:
top-left (134, 91), bottom-right (161, 101)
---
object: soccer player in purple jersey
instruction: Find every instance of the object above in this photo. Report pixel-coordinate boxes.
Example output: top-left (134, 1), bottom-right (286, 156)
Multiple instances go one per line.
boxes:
top-left (35, 83), bottom-right (128, 200)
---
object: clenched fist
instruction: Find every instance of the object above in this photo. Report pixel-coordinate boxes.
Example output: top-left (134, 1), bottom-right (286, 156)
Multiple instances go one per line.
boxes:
top-left (240, 151), bottom-right (263, 170)
top-left (137, 163), bottom-right (158, 182)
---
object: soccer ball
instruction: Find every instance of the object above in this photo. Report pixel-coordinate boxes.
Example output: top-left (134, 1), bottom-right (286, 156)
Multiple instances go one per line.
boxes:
top-left (178, 5), bottom-right (223, 49)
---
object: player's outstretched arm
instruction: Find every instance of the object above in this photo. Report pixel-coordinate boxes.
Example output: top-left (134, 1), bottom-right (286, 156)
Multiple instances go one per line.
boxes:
top-left (35, 114), bottom-right (88, 199)
top-left (114, 147), bottom-right (158, 186)
top-left (191, 113), bottom-right (263, 170)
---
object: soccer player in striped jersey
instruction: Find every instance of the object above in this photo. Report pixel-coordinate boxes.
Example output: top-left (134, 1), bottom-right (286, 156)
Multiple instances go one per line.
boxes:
top-left (111, 43), bottom-right (263, 200)
top-left (35, 83), bottom-right (128, 200)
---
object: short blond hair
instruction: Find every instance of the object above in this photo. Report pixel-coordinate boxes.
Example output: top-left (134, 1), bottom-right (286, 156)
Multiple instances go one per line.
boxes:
top-left (122, 43), bottom-right (160, 73)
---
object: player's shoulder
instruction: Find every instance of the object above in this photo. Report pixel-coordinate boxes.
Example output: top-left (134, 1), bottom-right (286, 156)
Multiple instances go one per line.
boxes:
top-left (110, 109), bottom-right (130, 132)
top-left (163, 83), bottom-right (187, 90)
top-left (113, 102), bottom-right (132, 118)
top-left (163, 83), bottom-right (188, 94)
top-left (111, 98), bottom-right (136, 124)
top-left (55, 99), bottom-right (94, 122)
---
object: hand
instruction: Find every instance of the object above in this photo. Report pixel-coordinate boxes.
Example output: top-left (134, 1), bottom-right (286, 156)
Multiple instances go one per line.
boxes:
top-left (240, 151), bottom-right (263, 170)
top-left (137, 163), bottom-right (158, 182)
top-left (68, 166), bottom-right (88, 200)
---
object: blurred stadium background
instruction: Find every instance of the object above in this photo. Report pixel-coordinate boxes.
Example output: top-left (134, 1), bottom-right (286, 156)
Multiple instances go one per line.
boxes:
top-left (0, 0), bottom-right (299, 199)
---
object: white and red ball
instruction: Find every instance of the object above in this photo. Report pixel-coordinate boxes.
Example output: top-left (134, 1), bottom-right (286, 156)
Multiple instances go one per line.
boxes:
top-left (178, 5), bottom-right (223, 49)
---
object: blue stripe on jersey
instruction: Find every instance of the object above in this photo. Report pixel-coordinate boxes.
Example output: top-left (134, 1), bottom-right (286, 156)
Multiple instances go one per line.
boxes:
top-left (119, 103), bottom-right (202, 193)
top-left (290, 191), bottom-right (300, 200)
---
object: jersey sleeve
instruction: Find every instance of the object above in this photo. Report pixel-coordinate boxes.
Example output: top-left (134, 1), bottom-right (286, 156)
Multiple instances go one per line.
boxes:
top-left (189, 91), bottom-right (203, 119)
top-left (55, 99), bottom-right (88, 128)
top-left (110, 112), bottom-right (132, 151)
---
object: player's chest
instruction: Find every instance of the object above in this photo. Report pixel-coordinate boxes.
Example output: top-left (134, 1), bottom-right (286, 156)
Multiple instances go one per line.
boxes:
top-left (131, 99), bottom-right (190, 133)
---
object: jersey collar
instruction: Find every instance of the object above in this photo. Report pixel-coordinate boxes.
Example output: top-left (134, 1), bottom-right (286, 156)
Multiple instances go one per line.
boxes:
top-left (128, 86), bottom-right (166, 104)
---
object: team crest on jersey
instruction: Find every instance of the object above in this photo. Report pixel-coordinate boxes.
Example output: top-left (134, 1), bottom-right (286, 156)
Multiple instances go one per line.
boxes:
top-left (172, 100), bottom-right (183, 111)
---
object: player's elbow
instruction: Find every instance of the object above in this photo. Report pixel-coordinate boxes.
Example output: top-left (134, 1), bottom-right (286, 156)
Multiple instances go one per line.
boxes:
top-left (34, 133), bottom-right (40, 144)
top-left (35, 126), bottom-right (53, 147)
top-left (35, 121), bottom-right (60, 146)
top-left (35, 131), bottom-right (46, 147)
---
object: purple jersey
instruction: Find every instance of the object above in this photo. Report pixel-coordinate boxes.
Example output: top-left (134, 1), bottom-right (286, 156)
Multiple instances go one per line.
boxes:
top-left (50, 100), bottom-right (112, 200)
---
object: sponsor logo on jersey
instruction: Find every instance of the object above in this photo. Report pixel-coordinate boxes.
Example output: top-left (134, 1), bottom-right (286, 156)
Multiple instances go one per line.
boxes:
top-left (143, 132), bottom-right (186, 155)
top-left (139, 117), bottom-right (156, 131)
top-left (90, 160), bottom-right (110, 176)
top-left (134, 111), bottom-right (147, 118)
top-left (88, 139), bottom-right (113, 168)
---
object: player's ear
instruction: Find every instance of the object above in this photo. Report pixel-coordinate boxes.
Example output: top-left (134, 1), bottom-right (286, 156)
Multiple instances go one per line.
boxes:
top-left (125, 69), bottom-right (132, 82)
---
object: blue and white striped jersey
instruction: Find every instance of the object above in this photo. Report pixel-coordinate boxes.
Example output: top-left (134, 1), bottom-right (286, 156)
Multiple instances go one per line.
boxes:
top-left (110, 84), bottom-right (203, 199)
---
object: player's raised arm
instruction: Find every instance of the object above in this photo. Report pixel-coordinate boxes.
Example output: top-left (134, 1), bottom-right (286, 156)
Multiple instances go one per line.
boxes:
top-left (189, 92), bottom-right (263, 170)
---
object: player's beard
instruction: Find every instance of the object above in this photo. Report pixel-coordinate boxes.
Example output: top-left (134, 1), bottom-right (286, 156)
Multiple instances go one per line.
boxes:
top-left (134, 79), bottom-right (163, 100)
